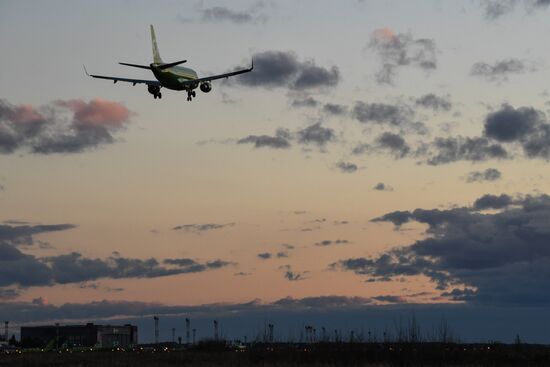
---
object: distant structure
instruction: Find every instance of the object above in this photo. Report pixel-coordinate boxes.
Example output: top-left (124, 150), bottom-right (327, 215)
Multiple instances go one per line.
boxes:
top-left (213, 320), bottom-right (219, 341)
top-left (171, 328), bottom-right (175, 343)
top-left (21, 323), bottom-right (137, 349)
top-left (154, 316), bottom-right (159, 345)
top-left (192, 328), bottom-right (196, 344)
top-left (4, 322), bottom-right (8, 344)
top-left (185, 318), bottom-right (190, 345)
top-left (268, 323), bottom-right (274, 343)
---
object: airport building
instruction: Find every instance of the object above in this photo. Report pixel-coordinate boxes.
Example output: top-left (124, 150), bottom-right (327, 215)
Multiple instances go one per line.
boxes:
top-left (21, 323), bottom-right (138, 349)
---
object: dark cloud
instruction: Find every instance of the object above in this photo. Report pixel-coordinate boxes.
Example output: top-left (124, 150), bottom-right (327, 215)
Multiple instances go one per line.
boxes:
top-left (369, 28), bottom-right (437, 84)
top-left (234, 51), bottom-right (340, 91)
top-left (237, 128), bottom-right (291, 149)
top-left (323, 103), bottom-right (348, 116)
top-left (376, 132), bottom-right (411, 158)
top-left (237, 123), bottom-right (335, 150)
top-left (257, 252), bottom-right (272, 260)
top-left (233, 271), bottom-right (252, 276)
top-left (471, 59), bottom-right (535, 82)
top-left (482, 0), bottom-right (518, 18)
top-left (280, 265), bottom-right (307, 281)
top-left (484, 104), bottom-right (550, 159)
top-left (415, 94), bottom-right (452, 112)
top-left (296, 122), bottom-right (335, 147)
top-left (276, 251), bottom-right (288, 258)
top-left (335, 161), bottom-right (358, 173)
top-left (172, 223), bottom-right (235, 234)
top-left (199, 6), bottom-right (264, 24)
top-left (334, 220), bottom-right (349, 225)
top-left (336, 194), bottom-right (550, 305)
top-left (472, 194), bottom-right (514, 210)
top-left (291, 97), bottom-right (318, 108)
top-left (425, 136), bottom-right (508, 165)
top-left (481, 0), bottom-right (550, 19)
top-left (351, 102), bottom-right (413, 126)
top-left (466, 168), bottom-right (502, 183)
top-left (0, 223), bottom-right (76, 247)
top-left (315, 239), bottom-right (349, 247)
top-left (0, 99), bottom-right (132, 154)
top-left (0, 241), bottom-right (233, 289)
top-left (373, 182), bottom-right (394, 191)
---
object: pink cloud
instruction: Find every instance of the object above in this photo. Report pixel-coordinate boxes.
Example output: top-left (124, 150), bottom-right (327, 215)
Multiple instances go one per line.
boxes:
top-left (373, 27), bottom-right (397, 42)
top-left (11, 104), bottom-right (45, 124)
top-left (56, 99), bottom-right (130, 127)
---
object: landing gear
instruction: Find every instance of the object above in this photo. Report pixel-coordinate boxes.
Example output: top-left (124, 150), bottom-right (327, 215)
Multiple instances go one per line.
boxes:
top-left (148, 85), bottom-right (162, 100)
top-left (187, 90), bottom-right (196, 101)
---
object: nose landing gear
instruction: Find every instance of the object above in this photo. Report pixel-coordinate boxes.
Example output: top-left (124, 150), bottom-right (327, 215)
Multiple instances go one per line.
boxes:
top-left (187, 90), bottom-right (196, 102)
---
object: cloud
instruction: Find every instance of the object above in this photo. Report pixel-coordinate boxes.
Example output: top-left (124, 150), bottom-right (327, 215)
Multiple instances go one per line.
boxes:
top-left (0, 223), bottom-right (76, 247)
top-left (198, 6), bottom-right (265, 24)
top-left (484, 104), bottom-right (550, 159)
top-left (369, 28), bottom-right (437, 84)
top-left (315, 239), bottom-right (349, 247)
top-left (323, 103), bottom-right (348, 116)
top-left (234, 51), bottom-right (340, 91)
top-left (376, 132), bottom-right (411, 158)
top-left (291, 97), bottom-right (318, 108)
top-left (472, 193), bottom-right (514, 210)
top-left (425, 136), bottom-right (508, 165)
top-left (336, 193), bottom-right (550, 305)
top-left (0, 240), bottom-right (233, 290)
top-left (0, 99), bottom-right (132, 154)
top-left (373, 182), bottom-right (394, 191)
top-left (466, 168), bottom-right (502, 183)
top-left (280, 265), bottom-right (307, 281)
top-left (470, 59), bottom-right (536, 82)
top-left (237, 128), bottom-right (291, 149)
top-left (335, 161), bottom-right (358, 173)
top-left (351, 102), bottom-right (414, 126)
top-left (276, 251), bottom-right (289, 258)
top-left (481, 0), bottom-right (550, 19)
top-left (172, 223), bottom-right (235, 234)
top-left (257, 252), bottom-right (272, 260)
top-left (237, 123), bottom-right (335, 150)
top-left (296, 122), bottom-right (335, 147)
top-left (415, 94), bottom-right (452, 112)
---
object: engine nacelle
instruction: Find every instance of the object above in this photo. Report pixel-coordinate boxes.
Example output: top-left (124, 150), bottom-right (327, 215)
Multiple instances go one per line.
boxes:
top-left (200, 82), bottom-right (212, 93)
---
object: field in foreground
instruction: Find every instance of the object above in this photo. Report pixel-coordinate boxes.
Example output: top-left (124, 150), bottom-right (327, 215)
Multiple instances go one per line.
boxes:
top-left (1, 342), bottom-right (550, 367)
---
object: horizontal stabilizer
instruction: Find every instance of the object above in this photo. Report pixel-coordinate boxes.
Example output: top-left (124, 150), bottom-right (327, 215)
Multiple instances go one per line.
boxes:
top-left (119, 62), bottom-right (152, 70)
top-left (157, 59), bottom-right (187, 70)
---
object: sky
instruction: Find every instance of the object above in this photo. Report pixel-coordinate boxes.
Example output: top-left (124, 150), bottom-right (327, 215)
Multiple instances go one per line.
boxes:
top-left (2, 0), bottom-right (550, 343)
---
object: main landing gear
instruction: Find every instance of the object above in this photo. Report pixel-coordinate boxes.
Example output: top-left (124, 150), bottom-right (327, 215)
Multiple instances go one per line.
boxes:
top-left (187, 90), bottom-right (196, 102)
top-left (148, 85), bottom-right (162, 100)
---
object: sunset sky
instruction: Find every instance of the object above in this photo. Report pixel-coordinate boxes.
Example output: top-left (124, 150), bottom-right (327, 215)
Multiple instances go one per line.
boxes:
top-left (2, 0), bottom-right (550, 343)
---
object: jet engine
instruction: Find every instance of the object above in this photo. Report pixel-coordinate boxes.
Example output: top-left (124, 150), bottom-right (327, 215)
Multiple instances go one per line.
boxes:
top-left (200, 82), bottom-right (212, 93)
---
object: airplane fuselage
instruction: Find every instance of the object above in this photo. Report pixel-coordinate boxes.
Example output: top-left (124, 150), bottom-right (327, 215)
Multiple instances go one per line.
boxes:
top-left (151, 64), bottom-right (198, 91)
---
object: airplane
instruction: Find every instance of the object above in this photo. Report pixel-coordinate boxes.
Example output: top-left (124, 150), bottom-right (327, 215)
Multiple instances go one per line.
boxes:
top-left (85, 25), bottom-right (253, 101)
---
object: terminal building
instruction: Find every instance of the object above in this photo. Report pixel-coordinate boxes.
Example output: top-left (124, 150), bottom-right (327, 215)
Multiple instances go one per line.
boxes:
top-left (21, 323), bottom-right (138, 349)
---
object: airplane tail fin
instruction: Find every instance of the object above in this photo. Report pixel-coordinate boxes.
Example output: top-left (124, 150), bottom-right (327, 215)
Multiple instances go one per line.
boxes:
top-left (150, 24), bottom-right (163, 64)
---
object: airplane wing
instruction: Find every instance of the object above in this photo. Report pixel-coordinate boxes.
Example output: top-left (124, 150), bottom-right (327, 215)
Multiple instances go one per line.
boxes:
top-left (179, 61), bottom-right (254, 86)
top-left (84, 65), bottom-right (161, 87)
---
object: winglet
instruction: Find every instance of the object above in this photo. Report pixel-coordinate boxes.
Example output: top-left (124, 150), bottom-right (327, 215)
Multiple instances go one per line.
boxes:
top-left (250, 58), bottom-right (254, 71)
top-left (83, 64), bottom-right (90, 76)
